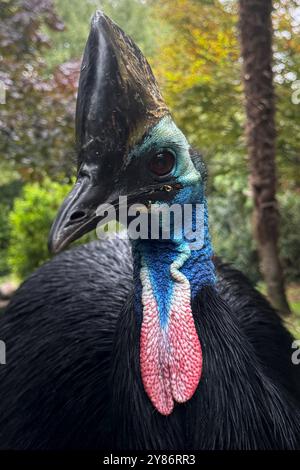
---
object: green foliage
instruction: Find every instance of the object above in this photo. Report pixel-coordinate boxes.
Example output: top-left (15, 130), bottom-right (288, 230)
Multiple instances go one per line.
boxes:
top-left (273, 0), bottom-right (300, 187)
top-left (279, 190), bottom-right (300, 283)
top-left (151, 0), bottom-right (300, 187)
top-left (47, 0), bottom-right (156, 68)
top-left (45, 0), bottom-right (103, 68)
top-left (209, 169), bottom-right (300, 284)
top-left (0, 179), bottom-right (23, 276)
top-left (0, 204), bottom-right (11, 275)
top-left (209, 165), bottom-right (260, 284)
top-left (8, 180), bottom-right (72, 278)
top-left (0, 0), bottom-right (299, 290)
top-left (0, 0), bottom-right (77, 180)
top-left (151, 0), bottom-right (243, 157)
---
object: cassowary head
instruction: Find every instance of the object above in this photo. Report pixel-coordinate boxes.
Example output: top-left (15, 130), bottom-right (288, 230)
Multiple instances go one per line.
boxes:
top-left (49, 10), bottom-right (206, 254)
top-left (49, 11), bottom-right (214, 416)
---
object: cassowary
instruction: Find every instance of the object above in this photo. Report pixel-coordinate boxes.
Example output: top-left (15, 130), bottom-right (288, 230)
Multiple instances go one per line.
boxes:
top-left (0, 11), bottom-right (299, 450)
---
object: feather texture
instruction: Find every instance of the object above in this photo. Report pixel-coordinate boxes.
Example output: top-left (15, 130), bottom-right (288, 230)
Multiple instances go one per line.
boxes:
top-left (0, 239), bottom-right (299, 449)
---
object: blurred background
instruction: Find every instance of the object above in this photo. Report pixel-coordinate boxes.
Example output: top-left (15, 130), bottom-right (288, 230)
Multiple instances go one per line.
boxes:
top-left (0, 0), bottom-right (299, 333)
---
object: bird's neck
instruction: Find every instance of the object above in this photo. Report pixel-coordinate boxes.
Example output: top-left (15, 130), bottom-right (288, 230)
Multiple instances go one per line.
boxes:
top-left (132, 201), bottom-right (216, 320)
top-left (130, 199), bottom-right (216, 415)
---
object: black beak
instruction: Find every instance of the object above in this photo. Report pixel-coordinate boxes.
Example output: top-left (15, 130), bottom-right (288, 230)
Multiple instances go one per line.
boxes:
top-left (48, 176), bottom-right (104, 254)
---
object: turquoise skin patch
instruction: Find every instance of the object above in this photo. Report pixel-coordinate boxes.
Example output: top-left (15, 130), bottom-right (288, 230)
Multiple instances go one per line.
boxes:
top-left (129, 115), bottom-right (201, 187)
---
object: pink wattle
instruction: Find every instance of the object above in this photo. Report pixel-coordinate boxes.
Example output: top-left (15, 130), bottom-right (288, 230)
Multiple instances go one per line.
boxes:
top-left (140, 271), bottom-right (202, 415)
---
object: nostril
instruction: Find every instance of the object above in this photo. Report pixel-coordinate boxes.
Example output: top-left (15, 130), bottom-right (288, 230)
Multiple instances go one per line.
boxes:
top-left (69, 210), bottom-right (87, 222)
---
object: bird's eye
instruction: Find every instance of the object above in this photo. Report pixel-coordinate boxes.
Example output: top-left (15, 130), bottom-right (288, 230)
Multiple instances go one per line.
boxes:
top-left (149, 151), bottom-right (175, 177)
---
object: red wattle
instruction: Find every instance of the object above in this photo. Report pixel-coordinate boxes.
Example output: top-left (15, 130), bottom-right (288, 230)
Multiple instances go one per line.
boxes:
top-left (140, 279), bottom-right (202, 415)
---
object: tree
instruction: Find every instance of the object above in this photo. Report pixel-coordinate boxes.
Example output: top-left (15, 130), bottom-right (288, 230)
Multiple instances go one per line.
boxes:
top-left (238, 0), bottom-right (290, 314)
top-left (0, 0), bottom-right (78, 180)
top-left (1, 0), bottom-right (299, 288)
top-left (151, 0), bottom-right (243, 158)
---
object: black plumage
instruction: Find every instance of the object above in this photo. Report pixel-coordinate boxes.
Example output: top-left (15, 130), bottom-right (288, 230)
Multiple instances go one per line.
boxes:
top-left (0, 239), bottom-right (299, 449)
top-left (0, 11), bottom-right (299, 450)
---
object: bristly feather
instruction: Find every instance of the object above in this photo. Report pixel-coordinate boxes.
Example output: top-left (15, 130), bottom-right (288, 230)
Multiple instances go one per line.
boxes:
top-left (0, 239), bottom-right (299, 450)
top-left (189, 148), bottom-right (208, 182)
top-left (0, 10), bottom-right (299, 451)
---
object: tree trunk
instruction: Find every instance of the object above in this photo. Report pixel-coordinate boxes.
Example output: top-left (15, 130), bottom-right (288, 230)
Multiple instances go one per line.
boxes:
top-left (238, 0), bottom-right (290, 315)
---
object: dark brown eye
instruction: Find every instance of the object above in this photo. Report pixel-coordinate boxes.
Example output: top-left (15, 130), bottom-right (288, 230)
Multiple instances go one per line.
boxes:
top-left (149, 151), bottom-right (175, 177)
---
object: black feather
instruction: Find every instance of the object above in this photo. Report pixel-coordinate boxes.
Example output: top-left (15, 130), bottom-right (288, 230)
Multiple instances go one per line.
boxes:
top-left (0, 239), bottom-right (299, 449)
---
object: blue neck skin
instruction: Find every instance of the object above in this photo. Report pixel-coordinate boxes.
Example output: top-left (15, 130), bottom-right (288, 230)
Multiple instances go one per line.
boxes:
top-left (131, 195), bottom-right (216, 326)
top-left (127, 115), bottom-right (216, 325)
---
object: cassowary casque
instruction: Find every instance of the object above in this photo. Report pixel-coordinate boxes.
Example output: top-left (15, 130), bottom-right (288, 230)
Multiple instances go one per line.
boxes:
top-left (0, 11), bottom-right (299, 450)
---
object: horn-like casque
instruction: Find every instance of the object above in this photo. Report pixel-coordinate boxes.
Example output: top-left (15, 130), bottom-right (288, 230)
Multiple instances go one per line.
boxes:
top-left (76, 10), bottom-right (169, 168)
